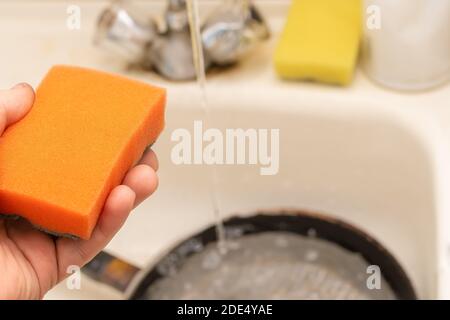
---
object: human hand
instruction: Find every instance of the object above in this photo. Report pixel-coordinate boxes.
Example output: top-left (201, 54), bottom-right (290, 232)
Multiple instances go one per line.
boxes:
top-left (0, 83), bottom-right (159, 299)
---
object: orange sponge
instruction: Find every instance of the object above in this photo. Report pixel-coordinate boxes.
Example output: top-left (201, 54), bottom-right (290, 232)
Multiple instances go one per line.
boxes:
top-left (0, 65), bottom-right (165, 239)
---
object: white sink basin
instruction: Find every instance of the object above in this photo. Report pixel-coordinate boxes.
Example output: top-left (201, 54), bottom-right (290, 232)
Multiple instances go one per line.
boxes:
top-left (0, 0), bottom-right (449, 299)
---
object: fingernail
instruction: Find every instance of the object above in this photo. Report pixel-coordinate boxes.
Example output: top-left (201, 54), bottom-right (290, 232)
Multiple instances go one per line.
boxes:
top-left (11, 82), bottom-right (28, 89)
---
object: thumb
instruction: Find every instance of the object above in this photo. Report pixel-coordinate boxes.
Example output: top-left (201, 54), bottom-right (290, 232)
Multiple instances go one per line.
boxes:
top-left (0, 83), bottom-right (35, 135)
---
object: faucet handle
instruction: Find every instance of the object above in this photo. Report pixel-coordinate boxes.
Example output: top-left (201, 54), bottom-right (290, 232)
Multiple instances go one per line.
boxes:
top-left (202, 1), bottom-right (270, 65)
top-left (94, 3), bottom-right (157, 62)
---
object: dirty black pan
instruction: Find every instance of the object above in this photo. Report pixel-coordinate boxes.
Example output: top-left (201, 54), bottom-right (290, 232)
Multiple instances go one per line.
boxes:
top-left (83, 210), bottom-right (417, 300)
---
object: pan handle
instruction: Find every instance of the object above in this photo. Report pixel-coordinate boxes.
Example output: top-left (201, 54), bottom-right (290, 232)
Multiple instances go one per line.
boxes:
top-left (82, 251), bottom-right (141, 293)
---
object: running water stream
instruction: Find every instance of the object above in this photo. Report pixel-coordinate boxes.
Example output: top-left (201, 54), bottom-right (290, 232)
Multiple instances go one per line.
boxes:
top-left (186, 0), bottom-right (227, 254)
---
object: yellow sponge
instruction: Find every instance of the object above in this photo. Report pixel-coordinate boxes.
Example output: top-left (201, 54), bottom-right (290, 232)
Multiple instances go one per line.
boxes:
top-left (274, 0), bottom-right (361, 85)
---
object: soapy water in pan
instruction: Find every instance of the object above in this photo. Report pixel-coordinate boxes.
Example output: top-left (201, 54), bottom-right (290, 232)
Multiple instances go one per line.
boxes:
top-left (144, 232), bottom-right (396, 299)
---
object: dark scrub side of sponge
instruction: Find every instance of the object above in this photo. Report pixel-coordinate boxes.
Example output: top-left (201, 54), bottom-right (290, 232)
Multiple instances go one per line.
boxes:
top-left (0, 65), bottom-right (166, 239)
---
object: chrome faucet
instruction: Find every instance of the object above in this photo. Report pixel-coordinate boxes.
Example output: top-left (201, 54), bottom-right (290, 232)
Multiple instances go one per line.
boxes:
top-left (94, 0), bottom-right (270, 80)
